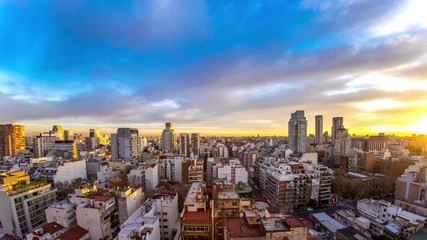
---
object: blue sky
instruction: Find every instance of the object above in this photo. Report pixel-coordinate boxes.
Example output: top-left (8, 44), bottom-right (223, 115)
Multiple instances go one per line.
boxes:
top-left (1, 0), bottom-right (427, 136)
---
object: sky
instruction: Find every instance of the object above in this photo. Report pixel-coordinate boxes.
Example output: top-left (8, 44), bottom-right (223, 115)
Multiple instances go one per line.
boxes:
top-left (0, 0), bottom-right (426, 136)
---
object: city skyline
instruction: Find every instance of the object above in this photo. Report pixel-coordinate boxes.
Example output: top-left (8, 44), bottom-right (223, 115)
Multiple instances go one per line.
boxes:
top-left (1, 1), bottom-right (426, 136)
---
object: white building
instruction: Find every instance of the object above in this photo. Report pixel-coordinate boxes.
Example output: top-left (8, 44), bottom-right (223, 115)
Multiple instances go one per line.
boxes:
top-left (214, 159), bottom-right (248, 184)
top-left (139, 137), bottom-right (148, 152)
top-left (143, 193), bottom-right (179, 240)
top-left (235, 167), bottom-right (248, 184)
top-left (75, 194), bottom-right (118, 240)
top-left (53, 159), bottom-right (87, 184)
top-left (118, 208), bottom-right (160, 240)
top-left (128, 163), bottom-right (159, 190)
top-left (357, 199), bottom-right (426, 235)
top-left (0, 171), bottom-right (57, 238)
top-left (117, 187), bottom-right (145, 225)
top-left (216, 143), bottom-right (229, 158)
top-left (45, 200), bottom-right (76, 228)
top-left (163, 157), bottom-right (183, 182)
top-left (97, 165), bottom-right (121, 187)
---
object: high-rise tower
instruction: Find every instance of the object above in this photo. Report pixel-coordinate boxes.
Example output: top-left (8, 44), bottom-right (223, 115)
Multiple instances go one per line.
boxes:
top-left (288, 111), bottom-right (307, 154)
top-left (331, 117), bottom-right (344, 145)
top-left (315, 115), bottom-right (323, 145)
top-left (160, 122), bottom-right (177, 153)
top-left (190, 133), bottom-right (200, 157)
top-left (111, 128), bottom-right (140, 163)
top-left (0, 123), bottom-right (25, 158)
top-left (179, 133), bottom-right (190, 157)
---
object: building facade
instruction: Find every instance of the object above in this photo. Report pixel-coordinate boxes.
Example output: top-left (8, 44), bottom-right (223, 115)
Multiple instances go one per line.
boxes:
top-left (288, 111), bottom-right (307, 154)
top-left (0, 123), bottom-right (25, 158)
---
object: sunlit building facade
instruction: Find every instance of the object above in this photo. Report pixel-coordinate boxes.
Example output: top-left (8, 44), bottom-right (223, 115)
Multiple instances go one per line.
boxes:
top-left (0, 123), bottom-right (25, 158)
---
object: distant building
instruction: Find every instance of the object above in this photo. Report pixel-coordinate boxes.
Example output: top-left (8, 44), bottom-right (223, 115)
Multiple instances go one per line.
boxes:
top-left (315, 115), bottom-right (323, 145)
top-left (331, 117), bottom-right (344, 145)
top-left (0, 123), bottom-right (25, 158)
top-left (33, 133), bottom-right (57, 158)
top-left (52, 140), bottom-right (78, 159)
top-left (161, 157), bottom-right (183, 183)
top-left (51, 125), bottom-right (64, 141)
top-left (190, 133), bottom-right (200, 157)
top-left (179, 133), bottom-right (190, 157)
top-left (111, 128), bottom-right (140, 163)
top-left (288, 110), bottom-right (307, 154)
top-left (63, 130), bottom-right (74, 141)
top-left (160, 122), bottom-right (177, 153)
top-left (128, 163), bottom-right (159, 190)
top-left (188, 161), bottom-right (204, 183)
top-left (367, 134), bottom-right (389, 151)
top-left (86, 128), bottom-right (101, 150)
top-left (29, 158), bottom-right (87, 184)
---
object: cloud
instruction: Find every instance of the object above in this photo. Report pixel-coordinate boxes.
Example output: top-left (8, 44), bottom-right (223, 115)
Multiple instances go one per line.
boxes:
top-left (0, 0), bottom-right (426, 135)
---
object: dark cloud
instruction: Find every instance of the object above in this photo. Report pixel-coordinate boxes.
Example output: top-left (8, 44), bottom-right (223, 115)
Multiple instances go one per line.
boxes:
top-left (0, 0), bottom-right (426, 134)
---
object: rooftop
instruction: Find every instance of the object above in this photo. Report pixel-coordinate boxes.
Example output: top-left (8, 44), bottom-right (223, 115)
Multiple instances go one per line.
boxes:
top-left (122, 207), bottom-right (158, 229)
top-left (253, 198), bottom-right (272, 211)
top-left (262, 218), bottom-right (290, 232)
top-left (284, 216), bottom-right (306, 228)
top-left (58, 226), bottom-right (88, 240)
top-left (183, 209), bottom-right (212, 221)
top-left (218, 191), bottom-right (240, 199)
top-left (185, 182), bottom-right (203, 203)
top-left (144, 193), bottom-right (177, 212)
top-left (347, 172), bottom-right (368, 178)
top-left (312, 212), bottom-right (347, 233)
top-left (49, 201), bottom-right (73, 209)
top-left (88, 194), bottom-right (113, 202)
top-left (236, 185), bottom-right (253, 194)
top-left (42, 222), bottom-right (64, 235)
top-left (266, 207), bottom-right (281, 214)
top-left (227, 217), bottom-right (264, 238)
top-left (336, 227), bottom-right (372, 240)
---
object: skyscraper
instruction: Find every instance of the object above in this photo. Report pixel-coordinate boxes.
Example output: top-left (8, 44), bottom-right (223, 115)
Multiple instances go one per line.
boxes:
top-left (111, 128), bottom-right (140, 163)
top-left (160, 122), bottom-right (177, 153)
top-left (331, 117), bottom-right (344, 145)
top-left (190, 133), bottom-right (200, 157)
top-left (315, 115), bottom-right (323, 145)
top-left (179, 133), bottom-right (190, 157)
top-left (288, 110), bottom-right (307, 154)
top-left (63, 130), bottom-right (74, 141)
top-left (33, 132), bottom-right (57, 158)
top-left (87, 128), bottom-right (101, 150)
top-left (0, 123), bottom-right (25, 158)
top-left (51, 125), bottom-right (64, 140)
